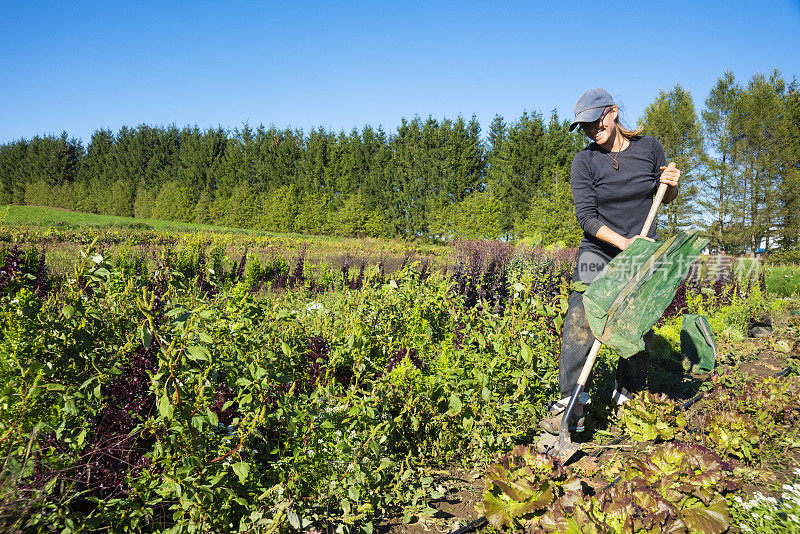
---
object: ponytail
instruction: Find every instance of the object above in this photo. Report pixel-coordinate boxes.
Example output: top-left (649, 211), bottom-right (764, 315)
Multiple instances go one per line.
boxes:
top-left (614, 113), bottom-right (642, 140)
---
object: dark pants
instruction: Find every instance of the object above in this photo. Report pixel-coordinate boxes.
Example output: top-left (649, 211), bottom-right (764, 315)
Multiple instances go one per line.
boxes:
top-left (558, 290), bottom-right (651, 400)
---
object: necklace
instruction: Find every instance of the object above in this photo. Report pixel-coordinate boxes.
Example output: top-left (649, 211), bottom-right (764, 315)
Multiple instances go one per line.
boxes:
top-left (608, 139), bottom-right (625, 170)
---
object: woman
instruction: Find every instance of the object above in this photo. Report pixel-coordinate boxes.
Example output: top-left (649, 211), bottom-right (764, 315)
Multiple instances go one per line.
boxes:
top-left (540, 88), bottom-right (680, 435)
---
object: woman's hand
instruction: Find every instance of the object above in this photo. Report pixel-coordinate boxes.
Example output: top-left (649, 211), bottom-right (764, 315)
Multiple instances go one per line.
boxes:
top-left (659, 161), bottom-right (680, 203)
top-left (621, 235), bottom-right (655, 250)
top-left (598, 225), bottom-right (656, 251)
top-left (659, 162), bottom-right (680, 187)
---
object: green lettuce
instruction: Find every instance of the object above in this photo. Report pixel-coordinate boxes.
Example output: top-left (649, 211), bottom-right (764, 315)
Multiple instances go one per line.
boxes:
top-left (707, 411), bottom-right (759, 462)
top-left (479, 445), bottom-right (585, 530)
top-left (618, 391), bottom-right (686, 442)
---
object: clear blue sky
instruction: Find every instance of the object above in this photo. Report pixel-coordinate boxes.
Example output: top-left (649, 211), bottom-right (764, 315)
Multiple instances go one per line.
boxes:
top-left (2, 0), bottom-right (799, 146)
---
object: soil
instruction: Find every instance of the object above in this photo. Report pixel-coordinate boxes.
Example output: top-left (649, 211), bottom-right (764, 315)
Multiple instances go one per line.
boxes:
top-left (379, 308), bottom-right (800, 533)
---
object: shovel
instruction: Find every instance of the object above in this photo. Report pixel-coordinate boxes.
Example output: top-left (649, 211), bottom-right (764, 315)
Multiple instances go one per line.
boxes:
top-left (543, 170), bottom-right (674, 461)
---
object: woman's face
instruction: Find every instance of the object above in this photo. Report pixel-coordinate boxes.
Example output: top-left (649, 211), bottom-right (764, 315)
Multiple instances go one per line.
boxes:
top-left (581, 106), bottom-right (618, 146)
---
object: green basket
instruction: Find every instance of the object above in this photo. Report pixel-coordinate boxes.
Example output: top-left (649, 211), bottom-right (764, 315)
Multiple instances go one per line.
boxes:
top-left (681, 314), bottom-right (717, 373)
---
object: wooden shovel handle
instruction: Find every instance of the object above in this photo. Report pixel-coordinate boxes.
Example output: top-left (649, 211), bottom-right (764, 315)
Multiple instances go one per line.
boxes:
top-left (577, 339), bottom-right (603, 387)
top-left (640, 161), bottom-right (674, 237)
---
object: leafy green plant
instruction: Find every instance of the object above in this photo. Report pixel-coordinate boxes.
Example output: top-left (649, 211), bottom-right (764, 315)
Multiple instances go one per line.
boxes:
top-left (557, 443), bottom-right (739, 534)
top-left (706, 411), bottom-right (759, 462)
top-left (620, 442), bottom-right (740, 534)
top-left (586, 478), bottom-right (679, 533)
top-left (765, 265), bottom-right (800, 297)
top-left (707, 372), bottom-right (800, 429)
top-left (7, 230), bottom-right (792, 532)
top-left (479, 446), bottom-right (585, 530)
top-left (618, 391), bottom-right (686, 442)
top-left (481, 441), bottom-right (741, 534)
top-left (0, 237), bottom-right (579, 531)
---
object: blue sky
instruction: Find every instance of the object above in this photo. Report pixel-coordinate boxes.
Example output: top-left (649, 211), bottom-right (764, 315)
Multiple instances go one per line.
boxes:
top-left (2, 1), bottom-right (799, 145)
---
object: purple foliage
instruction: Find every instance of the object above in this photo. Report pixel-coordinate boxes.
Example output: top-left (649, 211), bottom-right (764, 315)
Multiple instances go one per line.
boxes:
top-left (449, 241), bottom-right (574, 317)
top-left (278, 335), bottom-right (353, 394)
top-left (385, 347), bottom-right (425, 373)
top-left (31, 255), bottom-right (174, 501)
top-left (0, 245), bottom-right (53, 298)
top-left (71, 266), bottom-right (171, 498)
top-left (195, 249), bottom-right (218, 297)
top-left (418, 258), bottom-right (431, 282)
top-left (33, 249), bottom-right (50, 298)
top-left (288, 251), bottom-right (306, 288)
top-left (235, 246), bottom-right (248, 282)
top-left (353, 263), bottom-right (365, 290)
top-left (211, 382), bottom-right (238, 426)
top-left (340, 254), bottom-right (367, 290)
top-left (83, 341), bottom-right (158, 497)
top-left (450, 239), bottom-right (514, 312)
top-left (0, 245), bottom-right (22, 295)
top-left (333, 364), bottom-right (354, 388)
top-left (271, 255), bottom-right (296, 291)
top-left (305, 335), bottom-right (330, 389)
top-left (521, 247), bottom-right (576, 304)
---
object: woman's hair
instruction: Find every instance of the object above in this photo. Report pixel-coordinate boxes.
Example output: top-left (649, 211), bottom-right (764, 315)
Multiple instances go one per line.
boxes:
top-left (580, 105), bottom-right (643, 140)
top-left (613, 106), bottom-right (642, 139)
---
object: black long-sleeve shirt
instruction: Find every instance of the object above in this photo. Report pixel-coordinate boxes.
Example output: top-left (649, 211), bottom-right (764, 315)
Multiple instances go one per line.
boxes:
top-left (569, 135), bottom-right (667, 284)
top-left (571, 135), bottom-right (667, 258)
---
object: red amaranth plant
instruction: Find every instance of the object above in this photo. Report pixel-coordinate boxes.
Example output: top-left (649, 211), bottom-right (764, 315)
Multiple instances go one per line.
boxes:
top-left (385, 347), bottom-right (425, 374)
top-left (0, 245), bottom-right (22, 296)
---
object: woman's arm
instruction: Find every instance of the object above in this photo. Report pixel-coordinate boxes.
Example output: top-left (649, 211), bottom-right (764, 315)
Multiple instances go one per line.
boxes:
top-left (595, 225), bottom-right (651, 251)
top-left (598, 159), bottom-right (681, 250)
top-left (571, 154), bottom-right (605, 237)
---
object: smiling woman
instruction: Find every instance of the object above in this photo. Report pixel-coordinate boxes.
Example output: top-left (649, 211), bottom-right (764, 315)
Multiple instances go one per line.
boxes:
top-left (539, 87), bottom-right (682, 436)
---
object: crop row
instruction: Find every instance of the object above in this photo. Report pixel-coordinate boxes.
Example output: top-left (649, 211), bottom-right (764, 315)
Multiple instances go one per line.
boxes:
top-left (0, 239), bottom-right (775, 532)
top-left (481, 371), bottom-right (800, 533)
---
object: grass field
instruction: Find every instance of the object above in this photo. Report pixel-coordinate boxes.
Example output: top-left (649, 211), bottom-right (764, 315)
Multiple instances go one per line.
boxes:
top-left (0, 204), bottom-right (446, 249)
top-left (0, 204), bottom-right (451, 273)
top-left (0, 204), bottom-right (264, 234)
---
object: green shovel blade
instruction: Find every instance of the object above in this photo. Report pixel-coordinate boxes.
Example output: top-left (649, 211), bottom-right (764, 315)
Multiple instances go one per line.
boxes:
top-left (583, 230), bottom-right (709, 359)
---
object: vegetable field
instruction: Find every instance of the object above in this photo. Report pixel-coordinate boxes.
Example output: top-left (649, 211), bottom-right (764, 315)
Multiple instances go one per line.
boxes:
top-left (1, 225), bottom-right (799, 533)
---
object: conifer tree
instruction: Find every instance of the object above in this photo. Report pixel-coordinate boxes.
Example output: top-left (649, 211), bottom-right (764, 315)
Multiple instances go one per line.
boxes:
top-left (700, 72), bottom-right (740, 252)
top-left (0, 139), bottom-right (29, 204)
top-left (730, 71), bottom-right (799, 251)
top-left (494, 111), bottom-right (547, 237)
top-left (640, 84), bottom-right (704, 235)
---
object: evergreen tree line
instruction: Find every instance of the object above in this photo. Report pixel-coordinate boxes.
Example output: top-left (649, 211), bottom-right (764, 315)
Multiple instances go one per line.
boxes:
top-left (1, 69), bottom-right (798, 251)
top-left (642, 70), bottom-right (800, 253)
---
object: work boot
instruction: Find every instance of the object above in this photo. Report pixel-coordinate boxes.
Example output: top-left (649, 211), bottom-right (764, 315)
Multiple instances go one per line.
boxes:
top-left (540, 403), bottom-right (585, 435)
top-left (611, 386), bottom-right (632, 405)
